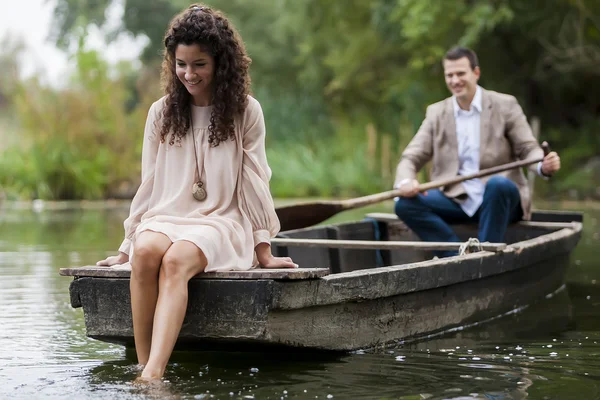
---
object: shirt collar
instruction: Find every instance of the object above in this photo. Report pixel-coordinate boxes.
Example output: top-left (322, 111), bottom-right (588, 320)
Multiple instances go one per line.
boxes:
top-left (453, 85), bottom-right (482, 117)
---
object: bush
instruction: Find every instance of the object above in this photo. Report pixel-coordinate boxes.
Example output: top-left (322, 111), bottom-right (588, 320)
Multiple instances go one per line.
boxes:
top-left (0, 44), bottom-right (155, 200)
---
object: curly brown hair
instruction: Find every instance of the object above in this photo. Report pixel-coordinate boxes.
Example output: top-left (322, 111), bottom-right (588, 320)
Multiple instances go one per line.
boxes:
top-left (159, 4), bottom-right (251, 147)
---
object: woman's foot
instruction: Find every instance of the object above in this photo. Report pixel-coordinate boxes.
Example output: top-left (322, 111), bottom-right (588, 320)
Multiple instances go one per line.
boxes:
top-left (132, 374), bottom-right (163, 387)
top-left (140, 365), bottom-right (165, 381)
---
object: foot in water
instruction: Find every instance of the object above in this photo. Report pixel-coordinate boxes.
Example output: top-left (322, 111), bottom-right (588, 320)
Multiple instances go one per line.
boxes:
top-left (131, 376), bottom-right (179, 399)
top-left (133, 375), bottom-right (163, 386)
top-left (132, 364), bottom-right (164, 387)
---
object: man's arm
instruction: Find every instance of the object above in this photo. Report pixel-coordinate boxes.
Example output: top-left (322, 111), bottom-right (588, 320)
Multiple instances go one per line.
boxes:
top-left (504, 96), bottom-right (545, 175)
top-left (504, 96), bottom-right (561, 177)
top-left (394, 106), bottom-right (435, 188)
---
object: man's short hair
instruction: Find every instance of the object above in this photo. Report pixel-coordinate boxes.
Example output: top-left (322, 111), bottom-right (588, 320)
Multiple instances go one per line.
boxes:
top-left (444, 47), bottom-right (479, 70)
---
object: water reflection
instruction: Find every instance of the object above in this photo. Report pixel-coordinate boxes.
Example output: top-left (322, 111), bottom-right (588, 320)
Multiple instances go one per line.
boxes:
top-left (0, 207), bottom-right (599, 399)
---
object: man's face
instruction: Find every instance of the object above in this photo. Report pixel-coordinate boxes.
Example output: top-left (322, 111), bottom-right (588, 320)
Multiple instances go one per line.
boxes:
top-left (443, 57), bottom-right (480, 104)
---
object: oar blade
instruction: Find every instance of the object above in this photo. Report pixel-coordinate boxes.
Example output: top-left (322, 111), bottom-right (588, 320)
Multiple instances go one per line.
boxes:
top-left (276, 202), bottom-right (345, 232)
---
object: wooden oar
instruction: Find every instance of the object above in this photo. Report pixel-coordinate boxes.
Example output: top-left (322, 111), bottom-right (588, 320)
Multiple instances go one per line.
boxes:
top-left (276, 142), bottom-right (551, 231)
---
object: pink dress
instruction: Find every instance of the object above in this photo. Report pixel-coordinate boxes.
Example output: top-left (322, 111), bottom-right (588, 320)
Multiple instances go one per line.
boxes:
top-left (117, 95), bottom-right (280, 272)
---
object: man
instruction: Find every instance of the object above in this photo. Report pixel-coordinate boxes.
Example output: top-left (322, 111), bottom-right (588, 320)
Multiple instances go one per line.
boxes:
top-left (394, 47), bottom-right (561, 257)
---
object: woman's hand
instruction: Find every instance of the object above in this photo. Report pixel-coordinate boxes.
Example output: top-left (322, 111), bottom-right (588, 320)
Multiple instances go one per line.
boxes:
top-left (255, 243), bottom-right (298, 269)
top-left (96, 252), bottom-right (129, 267)
top-left (260, 255), bottom-right (298, 269)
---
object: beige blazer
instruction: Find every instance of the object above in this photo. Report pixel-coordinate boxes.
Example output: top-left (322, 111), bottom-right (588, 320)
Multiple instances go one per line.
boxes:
top-left (394, 88), bottom-right (544, 220)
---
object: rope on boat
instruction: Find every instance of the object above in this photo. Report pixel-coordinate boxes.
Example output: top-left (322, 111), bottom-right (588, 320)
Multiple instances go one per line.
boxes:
top-left (458, 237), bottom-right (483, 256)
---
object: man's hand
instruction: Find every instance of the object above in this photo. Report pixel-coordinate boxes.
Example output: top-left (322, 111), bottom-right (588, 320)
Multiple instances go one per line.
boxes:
top-left (397, 179), bottom-right (422, 198)
top-left (541, 151), bottom-right (561, 177)
top-left (96, 252), bottom-right (129, 267)
top-left (255, 243), bottom-right (298, 269)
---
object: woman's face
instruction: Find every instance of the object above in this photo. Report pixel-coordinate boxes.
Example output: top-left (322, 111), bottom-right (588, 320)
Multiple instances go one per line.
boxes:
top-left (175, 43), bottom-right (215, 106)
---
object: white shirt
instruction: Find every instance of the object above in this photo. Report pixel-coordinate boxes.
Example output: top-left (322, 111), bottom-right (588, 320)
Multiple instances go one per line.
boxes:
top-left (453, 86), bottom-right (484, 216)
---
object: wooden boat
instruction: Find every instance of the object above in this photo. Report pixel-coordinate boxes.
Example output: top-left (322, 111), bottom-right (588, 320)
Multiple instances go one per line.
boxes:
top-left (59, 209), bottom-right (583, 351)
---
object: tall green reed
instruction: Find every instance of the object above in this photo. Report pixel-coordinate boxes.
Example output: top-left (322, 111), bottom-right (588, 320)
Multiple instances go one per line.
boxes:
top-left (267, 117), bottom-right (414, 198)
top-left (0, 44), bottom-right (155, 200)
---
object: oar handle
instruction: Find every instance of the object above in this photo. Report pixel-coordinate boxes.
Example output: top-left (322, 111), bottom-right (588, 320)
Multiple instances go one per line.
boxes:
top-left (542, 141), bottom-right (551, 156)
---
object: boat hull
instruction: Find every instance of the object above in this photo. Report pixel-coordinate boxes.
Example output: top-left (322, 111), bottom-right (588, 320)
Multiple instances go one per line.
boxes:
top-left (66, 213), bottom-right (582, 351)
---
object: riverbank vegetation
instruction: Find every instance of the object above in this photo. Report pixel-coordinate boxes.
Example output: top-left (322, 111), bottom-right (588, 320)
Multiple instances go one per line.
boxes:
top-left (0, 0), bottom-right (598, 201)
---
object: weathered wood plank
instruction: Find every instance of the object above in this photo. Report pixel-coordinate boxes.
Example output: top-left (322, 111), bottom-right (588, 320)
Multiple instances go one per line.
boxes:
top-left (272, 238), bottom-right (506, 252)
top-left (363, 212), bottom-right (404, 223)
top-left (515, 221), bottom-right (579, 229)
top-left (267, 253), bottom-right (572, 350)
top-left (59, 263), bottom-right (329, 280)
top-left (62, 214), bottom-right (583, 351)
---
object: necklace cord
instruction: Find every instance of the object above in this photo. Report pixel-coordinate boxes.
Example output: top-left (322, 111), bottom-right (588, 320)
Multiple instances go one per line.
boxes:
top-left (190, 114), bottom-right (206, 194)
top-left (190, 115), bottom-right (203, 183)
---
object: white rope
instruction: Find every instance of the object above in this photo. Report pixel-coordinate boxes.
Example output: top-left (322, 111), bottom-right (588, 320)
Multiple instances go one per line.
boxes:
top-left (458, 238), bottom-right (483, 256)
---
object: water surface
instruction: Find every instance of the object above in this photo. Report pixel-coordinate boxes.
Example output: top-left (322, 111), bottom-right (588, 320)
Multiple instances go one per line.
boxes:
top-left (0, 204), bottom-right (598, 399)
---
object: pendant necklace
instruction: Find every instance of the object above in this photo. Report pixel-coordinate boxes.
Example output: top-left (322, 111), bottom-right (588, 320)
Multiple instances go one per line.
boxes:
top-left (190, 116), bottom-right (207, 201)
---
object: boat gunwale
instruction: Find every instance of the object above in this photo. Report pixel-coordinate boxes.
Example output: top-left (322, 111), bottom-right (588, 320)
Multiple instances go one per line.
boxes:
top-left (269, 221), bottom-right (582, 310)
top-left (324, 220), bottom-right (582, 279)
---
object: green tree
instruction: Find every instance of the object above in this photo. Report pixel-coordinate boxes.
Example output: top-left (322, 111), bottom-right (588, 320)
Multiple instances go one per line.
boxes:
top-left (45, 0), bottom-right (600, 199)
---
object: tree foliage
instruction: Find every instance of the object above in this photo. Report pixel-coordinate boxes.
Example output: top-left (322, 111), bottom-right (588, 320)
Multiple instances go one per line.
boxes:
top-left (41, 0), bottom-right (600, 199)
top-left (50, 0), bottom-right (599, 121)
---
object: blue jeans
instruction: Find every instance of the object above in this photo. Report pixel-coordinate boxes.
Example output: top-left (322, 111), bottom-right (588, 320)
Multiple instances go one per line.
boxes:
top-left (394, 176), bottom-right (523, 258)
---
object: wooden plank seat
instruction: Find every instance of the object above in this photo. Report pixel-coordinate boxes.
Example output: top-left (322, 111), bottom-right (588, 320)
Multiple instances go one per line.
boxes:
top-left (364, 212), bottom-right (579, 230)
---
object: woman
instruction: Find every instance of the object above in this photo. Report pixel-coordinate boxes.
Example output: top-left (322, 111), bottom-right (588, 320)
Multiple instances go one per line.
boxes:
top-left (96, 4), bottom-right (297, 380)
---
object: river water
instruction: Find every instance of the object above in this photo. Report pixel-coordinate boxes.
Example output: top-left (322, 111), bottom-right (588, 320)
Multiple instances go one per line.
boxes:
top-left (0, 204), bottom-right (598, 399)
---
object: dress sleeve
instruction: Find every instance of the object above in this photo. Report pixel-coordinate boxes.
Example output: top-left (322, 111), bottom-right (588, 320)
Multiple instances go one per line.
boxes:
top-left (238, 98), bottom-right (280, 248)
top-left (118, 101), bottom-right (160, 255)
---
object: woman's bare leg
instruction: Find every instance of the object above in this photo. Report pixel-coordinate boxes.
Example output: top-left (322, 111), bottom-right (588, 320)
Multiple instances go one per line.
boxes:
top-left (140, 241), bottom-right (207, 379)
top-left (130, 231), bottom-right (173, 365)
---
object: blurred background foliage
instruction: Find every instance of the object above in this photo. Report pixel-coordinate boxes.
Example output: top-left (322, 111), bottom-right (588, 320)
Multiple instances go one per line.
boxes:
top-left (0, 0), bottom-right (599, 200)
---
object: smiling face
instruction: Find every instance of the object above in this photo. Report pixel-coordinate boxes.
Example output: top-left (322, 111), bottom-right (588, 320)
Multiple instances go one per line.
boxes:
top-left (175, 43), bottom-right (215, 106)
top-left (443, 56), bottom-right (480, 108)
